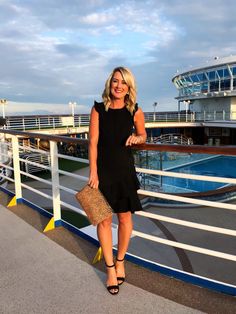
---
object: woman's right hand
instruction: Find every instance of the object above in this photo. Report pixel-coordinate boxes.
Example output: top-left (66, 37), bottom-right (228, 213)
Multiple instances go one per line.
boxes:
top-left (88, 171), bottom-right (99, 189)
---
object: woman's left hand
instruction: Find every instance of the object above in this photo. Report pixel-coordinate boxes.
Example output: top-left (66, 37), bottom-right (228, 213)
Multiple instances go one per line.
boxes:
top-left (125, 134), bottom-right (143, 146)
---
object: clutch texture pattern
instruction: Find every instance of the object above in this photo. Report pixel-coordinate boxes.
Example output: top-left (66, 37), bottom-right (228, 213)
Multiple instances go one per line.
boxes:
top-left (75, 185), bottom-right (112, 225)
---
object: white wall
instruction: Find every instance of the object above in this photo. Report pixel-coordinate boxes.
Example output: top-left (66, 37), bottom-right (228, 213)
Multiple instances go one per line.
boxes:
top-left (192, 97), bottom-right (232, 112)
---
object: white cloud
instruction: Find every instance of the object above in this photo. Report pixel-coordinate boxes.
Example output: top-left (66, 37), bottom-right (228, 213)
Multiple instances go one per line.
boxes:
top-left (81, 12), bottom-right (115, 25)
top-left (0, 0), bottom-right (236, 114)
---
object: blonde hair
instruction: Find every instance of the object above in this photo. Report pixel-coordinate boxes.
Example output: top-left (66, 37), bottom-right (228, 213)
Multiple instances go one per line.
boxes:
top-left (102, 67), bottom-right (137, 114)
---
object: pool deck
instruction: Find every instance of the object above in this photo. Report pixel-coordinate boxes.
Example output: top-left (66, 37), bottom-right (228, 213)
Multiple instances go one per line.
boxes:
top-left (1, 191), bottom-right (236, 313)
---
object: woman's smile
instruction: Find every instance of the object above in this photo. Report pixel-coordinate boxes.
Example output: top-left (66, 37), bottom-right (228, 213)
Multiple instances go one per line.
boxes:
top-left (110, 71), bottom-right (129, 100)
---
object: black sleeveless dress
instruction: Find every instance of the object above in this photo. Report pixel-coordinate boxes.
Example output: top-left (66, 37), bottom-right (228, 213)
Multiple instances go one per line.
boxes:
top-left (94, 101), bottom-right (142, 213)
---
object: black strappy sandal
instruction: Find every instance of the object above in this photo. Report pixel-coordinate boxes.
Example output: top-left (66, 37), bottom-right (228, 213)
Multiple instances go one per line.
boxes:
top-left (105, 263), bottom-right (119, 295)
top-left (116, 257), bottom-right (125, 286)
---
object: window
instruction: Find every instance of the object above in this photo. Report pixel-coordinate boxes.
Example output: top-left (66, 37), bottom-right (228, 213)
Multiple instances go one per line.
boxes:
top-left (208, 71), bottom-right (216, 80)
top-left (220, 79), bottom-right (231, 90)
top-left (210, 81), bottom-right (219, 91)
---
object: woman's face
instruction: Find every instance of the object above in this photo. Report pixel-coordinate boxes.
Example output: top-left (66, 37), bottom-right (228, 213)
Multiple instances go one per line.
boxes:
top-left (110, 71), bottom-right (129, 100)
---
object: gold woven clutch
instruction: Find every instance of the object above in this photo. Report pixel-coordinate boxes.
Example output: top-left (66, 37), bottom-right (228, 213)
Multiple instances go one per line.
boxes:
top-left (75, 185), bottom-right (113, 226)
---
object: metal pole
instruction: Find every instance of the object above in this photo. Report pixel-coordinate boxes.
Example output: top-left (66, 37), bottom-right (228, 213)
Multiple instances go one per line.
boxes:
top-left (50, 140), bottom-right (61, 226)
top-left (153, 102), bottom-right (157, 122)
top-left (0, 99), bottom-right (7, 119)
top-left (11, 135), bottom-right (22, 200)
top-left (185, 101), bottom-right (188, 122)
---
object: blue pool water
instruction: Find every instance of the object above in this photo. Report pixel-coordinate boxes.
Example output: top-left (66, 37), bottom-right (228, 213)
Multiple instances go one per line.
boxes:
top-left (152, 156), bottom-right (236, 193)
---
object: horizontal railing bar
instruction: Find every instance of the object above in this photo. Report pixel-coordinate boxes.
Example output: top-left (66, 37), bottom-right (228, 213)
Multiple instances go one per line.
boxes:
top-left (0, 174), bottom-right (15, 183)
top-left (60, 200), bottom-right (85, 216)
top-left (136, 211), bottom-right (236, 236)
top-left (21, 183), bottom-right (53, 200)
top-left (18, 158), bottom-right (51, 170)
top-left (20, 171), bottom-right (52, 185)
top-left (58, 185), bottom-right (77, 194)
top-left (58, 169), bottom-right (88, 181)
top-left (138, 189), bottom-right (236, 210)
top-left (60, 201), bottom-right (118, 230)
top-left (4, 130), bottom-right (88, 145)
top-left (18, 144), bottom-right (49, 155)
top-left (0, 162), bottom-right (13, 170)
top-left (57, 153), bottom-right (89, 163)
top-left (132, 229), bottom-right (236, 261)
top-left (136, 167), bottom-right (236, 185)
top-left (136, 143), bottom-right (236, 156)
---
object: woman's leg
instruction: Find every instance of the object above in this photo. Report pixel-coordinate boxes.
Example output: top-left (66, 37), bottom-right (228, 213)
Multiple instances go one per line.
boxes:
top-left (97, 216), bottom-right (118, 291)
top-left (116, 212), bottom-right (133, 281)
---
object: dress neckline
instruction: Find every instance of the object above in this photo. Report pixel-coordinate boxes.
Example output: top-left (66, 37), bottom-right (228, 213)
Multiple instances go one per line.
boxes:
top-left (109, 105), bottom-right (126, 110)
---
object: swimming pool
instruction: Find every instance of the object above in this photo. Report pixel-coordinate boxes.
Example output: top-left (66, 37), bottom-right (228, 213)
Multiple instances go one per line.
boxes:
top-left (144, 155), bottom-right (236, 193)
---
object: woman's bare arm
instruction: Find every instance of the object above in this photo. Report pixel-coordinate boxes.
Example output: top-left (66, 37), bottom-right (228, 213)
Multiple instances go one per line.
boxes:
top-left (88, 106), bottom-right (99, 188)
top-left (125, 107), bottom-right (147, 146)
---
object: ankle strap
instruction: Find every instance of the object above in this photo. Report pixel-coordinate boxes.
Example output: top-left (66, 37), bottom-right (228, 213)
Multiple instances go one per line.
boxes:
top-left (105, 262), bottom-right (115, 268)
top-left (116, 257), bottom-right (125, 262)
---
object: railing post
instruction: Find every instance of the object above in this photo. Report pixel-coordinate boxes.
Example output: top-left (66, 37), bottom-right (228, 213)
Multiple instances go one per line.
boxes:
top-left (49, 140), bottom-right (61, 226)
top-left (22, 118), bottom-right (25, 131)
top-left (223, 110), bottom-right (225, 121)
top-left (11, 135), bottom-right (22, 200)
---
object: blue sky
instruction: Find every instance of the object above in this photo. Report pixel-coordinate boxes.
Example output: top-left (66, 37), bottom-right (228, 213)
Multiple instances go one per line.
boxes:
top-left (0, 0), bottom-right (236, 115)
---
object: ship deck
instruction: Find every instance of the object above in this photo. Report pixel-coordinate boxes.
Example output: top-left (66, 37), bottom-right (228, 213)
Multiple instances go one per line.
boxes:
top-left (1, 192), bottom-right (235, 314)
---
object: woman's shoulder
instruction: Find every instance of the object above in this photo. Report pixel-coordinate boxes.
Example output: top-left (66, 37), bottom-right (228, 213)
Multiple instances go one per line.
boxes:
top-left (134, 103), bottom-right (139, 113)
top-left (134, 103), bottom-right (144, 115)
top-left (94, 101), bottom-right (105, 113)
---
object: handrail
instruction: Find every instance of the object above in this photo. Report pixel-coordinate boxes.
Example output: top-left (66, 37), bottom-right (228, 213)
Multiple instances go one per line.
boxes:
top-left (1, 128), bottom-right (236, 155)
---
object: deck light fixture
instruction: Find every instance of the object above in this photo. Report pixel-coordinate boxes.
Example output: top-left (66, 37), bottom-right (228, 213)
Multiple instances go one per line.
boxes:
top-left (0, 99), bottom-right (7, 119)
top-left (153, 102), bottom-right (157, 121)
top-left (69, 101), bottom-right (77, 117)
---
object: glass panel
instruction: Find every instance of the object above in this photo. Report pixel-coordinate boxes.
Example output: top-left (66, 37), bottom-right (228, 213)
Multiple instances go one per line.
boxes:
top-left (233, 78), bottom-right (236, 89)
top-left (197, 72), bottom-right (207, 81)
top-left (184, 75), bottom-right (192, 82)
top-left (190, 74), bottom-right (199, 82)
top-left (210, 81), bottom-right (219, 91)
top-left (208, 71), bottom-right (216, 80)
top-left (201, 82), bottom-right (208, 93)
top-left (217, 69), bottom-right (223, 78)
top-left (232, 67), bottom-right (236, 75)
top-left (220, 79), bottom-right (231, 90)
top-left (224, 68), bottom-right (230, 77)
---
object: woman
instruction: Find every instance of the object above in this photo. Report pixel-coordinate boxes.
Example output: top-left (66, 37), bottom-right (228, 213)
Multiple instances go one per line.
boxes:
top-left (88, 66), bottom-right (147, 295)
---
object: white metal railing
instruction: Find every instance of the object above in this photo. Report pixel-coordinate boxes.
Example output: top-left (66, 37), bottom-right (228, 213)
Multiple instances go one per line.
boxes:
top-left (3, 110), bottom-right (236, 131)
top-left (4, 114), bottom-right (90, 131)
top-left (0, 129), bottom-right (236, 295)
top-left (151, 133), bottom-right (193, 145)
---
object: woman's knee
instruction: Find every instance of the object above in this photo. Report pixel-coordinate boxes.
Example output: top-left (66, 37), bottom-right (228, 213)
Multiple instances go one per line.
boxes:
top-left (98, 216), bottom-right (112, 228)
top-left (117, 212), bottom-right (132, 225)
